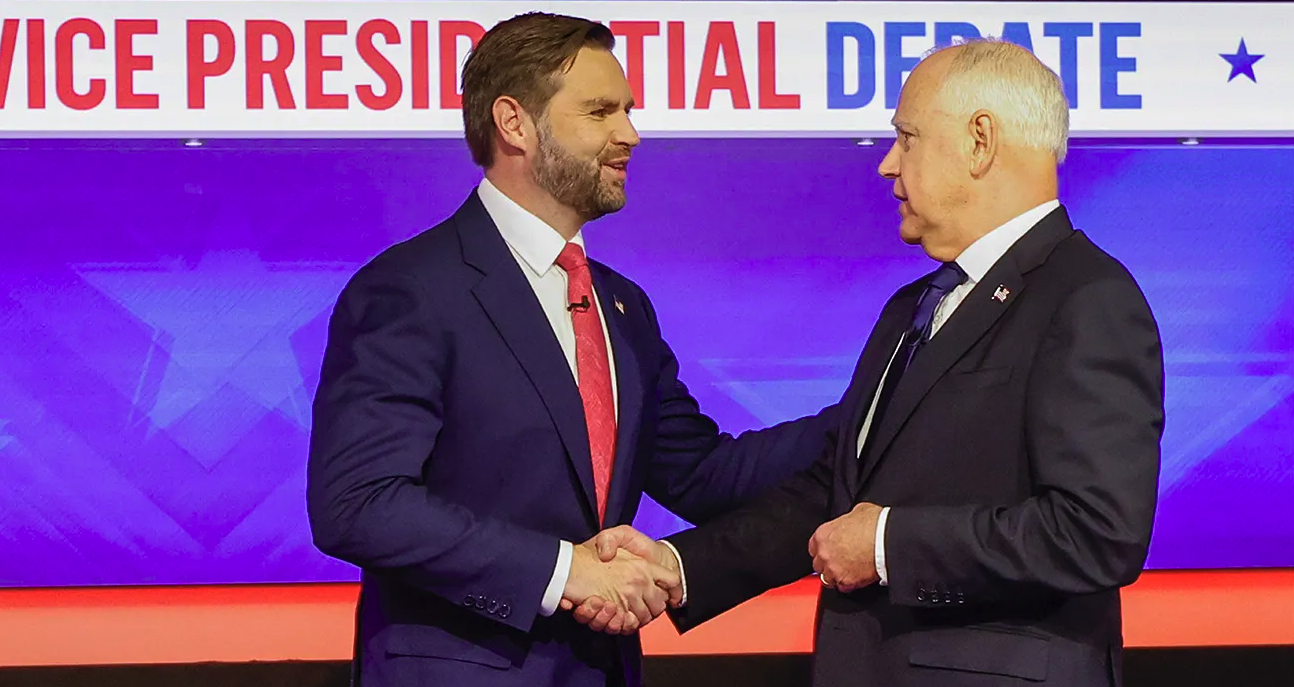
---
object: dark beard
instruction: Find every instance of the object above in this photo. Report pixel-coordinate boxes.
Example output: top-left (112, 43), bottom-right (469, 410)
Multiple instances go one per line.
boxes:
top-left (531, 122), bottom-right (627, 222)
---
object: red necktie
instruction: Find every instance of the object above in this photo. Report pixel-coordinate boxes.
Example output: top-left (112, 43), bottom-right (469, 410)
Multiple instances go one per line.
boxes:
top-left (555, 243), bottom-right (617, 523)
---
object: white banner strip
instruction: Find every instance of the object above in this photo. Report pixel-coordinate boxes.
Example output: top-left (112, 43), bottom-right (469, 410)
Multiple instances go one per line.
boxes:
top-left (0, 1), bottom-right (1289, 137)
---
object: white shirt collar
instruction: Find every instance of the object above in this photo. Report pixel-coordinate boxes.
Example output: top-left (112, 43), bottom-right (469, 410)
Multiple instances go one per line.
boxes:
top-left (477, 177), bottom-right (585, 276)
top-left (954, 199), bottom-right (1060, 284)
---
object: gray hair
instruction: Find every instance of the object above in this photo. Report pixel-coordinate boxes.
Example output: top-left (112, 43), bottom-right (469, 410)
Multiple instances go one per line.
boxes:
top-left (924, 38), bottom-right (1070, 163)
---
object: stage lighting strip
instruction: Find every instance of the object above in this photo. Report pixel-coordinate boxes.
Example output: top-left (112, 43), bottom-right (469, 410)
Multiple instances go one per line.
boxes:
top-left (0, 570), bottom-right (1291, 666)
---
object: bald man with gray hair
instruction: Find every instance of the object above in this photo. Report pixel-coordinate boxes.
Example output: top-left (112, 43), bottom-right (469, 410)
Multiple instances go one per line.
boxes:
top-left (584, 37), bottom-right (1165, 687)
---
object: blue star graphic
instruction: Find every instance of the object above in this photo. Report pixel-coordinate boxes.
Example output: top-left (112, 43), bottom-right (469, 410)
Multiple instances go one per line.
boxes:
top-left (1220, 39), bottom-right (1264, 83)
top-left (76, 251), bottom-right (355, 467)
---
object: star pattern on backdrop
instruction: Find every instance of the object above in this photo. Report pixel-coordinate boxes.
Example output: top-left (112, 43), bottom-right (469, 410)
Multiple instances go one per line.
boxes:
top-left (700, 354), bottom-right (1294, 500)
top-left (1158, 359), bottom-right (1294, 496)
top-left (76, 250), bottom-right (356, 468)
top-left (699, 357), bottom-right (857, 426)
top-left (0, 419), bottom-right (14, 453)
top-left (1220, 38), bottom-right (1264, 83)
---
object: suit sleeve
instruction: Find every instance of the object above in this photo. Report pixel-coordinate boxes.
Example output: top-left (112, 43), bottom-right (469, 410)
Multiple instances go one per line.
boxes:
top-left (883, 277), bottom-right (1165, 606)
top-left (666, 451), bottom-right (834, 631)
top-left (634, 289), bottom-right (839, 525)
top-left (306, 265), bottom-right (559, 632)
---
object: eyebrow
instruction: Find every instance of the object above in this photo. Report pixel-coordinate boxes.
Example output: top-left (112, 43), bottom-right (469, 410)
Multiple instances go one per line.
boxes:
top-left (582, 97), bottom-right (634, 111)
top-left (891, 119), bottom-right (918, 134)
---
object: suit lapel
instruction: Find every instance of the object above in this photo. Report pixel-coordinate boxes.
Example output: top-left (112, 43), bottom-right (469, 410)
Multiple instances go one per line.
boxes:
top-left (835, 297), bottom-right (912, 499)
top-left (457, 192), bottom-right (599, 524)
top-left (855, 207), bottom-right (1075, 492)
top-left (590, 264), bottom-right (644, 526)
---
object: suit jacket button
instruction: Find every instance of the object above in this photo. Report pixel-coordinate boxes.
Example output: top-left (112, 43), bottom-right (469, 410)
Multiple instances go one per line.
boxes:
top-left (500, 604), bottom-right (511, 618)
top-left (488, 600), bottom-right (499, 613)
top-left (916, 589), bottom-right (927, 602)
top-left (463, 594), bottom-right (475, 607)
top-left (475, 596), bottom-right (486, 609)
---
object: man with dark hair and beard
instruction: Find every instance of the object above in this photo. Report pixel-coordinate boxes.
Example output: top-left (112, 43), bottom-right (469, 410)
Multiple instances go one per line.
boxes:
top-left (306, 11), bottom-right (837, 687)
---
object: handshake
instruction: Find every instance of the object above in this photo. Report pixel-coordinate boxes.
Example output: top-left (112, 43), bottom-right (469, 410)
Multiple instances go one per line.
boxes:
top-left (558, 525), bottom-right (681, 635)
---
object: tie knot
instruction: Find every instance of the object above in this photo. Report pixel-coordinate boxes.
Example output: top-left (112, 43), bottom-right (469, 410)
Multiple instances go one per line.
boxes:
top-left (928, 261), bottom-right (968, 294)
top-left (556, 242), bottom-right (588, 272)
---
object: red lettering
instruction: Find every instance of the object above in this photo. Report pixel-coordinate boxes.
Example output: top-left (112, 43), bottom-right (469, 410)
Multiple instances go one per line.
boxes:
top-left (357, 19), bottom-right (401, 111)
top-left (0, 20), bottom-right (18, 108)
top-left (186, 20), bottom-right (235, 109)
top-left (27, 19), bottom-right (45, 108)
top-left (246, 20), bottom-right (295, 109)
top-left (56, 18), bottom-right (106, 111)
top-left (305, 20), bottom-right (347, 109)
top-left (439, 20), bottom-right (483, 109)
top-left (757, 22), bottom-right (799, 109)
top-left (610, 21), bottom-right (659, 108)
top-left (667, 21), bottom-right (685, 109)
top-left (695, 22), bottom-right (749, 110)
top-left (411, 20), bottom-right (429, 109)
top-left (115, 19), bottom-right (158, 109)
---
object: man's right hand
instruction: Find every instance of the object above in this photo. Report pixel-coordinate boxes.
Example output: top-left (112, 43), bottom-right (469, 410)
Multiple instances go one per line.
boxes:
top-left (561, 541), bottom-right (678, 635)
top-left (564, 526), bottom-right (682, 631)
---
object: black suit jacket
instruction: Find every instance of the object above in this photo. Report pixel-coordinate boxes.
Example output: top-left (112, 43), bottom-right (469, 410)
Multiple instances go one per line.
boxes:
top-left (666, 206), bottom-right (1165, 687)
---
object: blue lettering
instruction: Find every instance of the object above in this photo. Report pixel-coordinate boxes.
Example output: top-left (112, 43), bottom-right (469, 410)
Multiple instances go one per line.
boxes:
top-left (826, 22), bottom-right (877, 109)
top-left (884, 22), bottom-right (925, 108)
top-left (1044, 22), bottom-right (1094, 108)
top-left (934, 22), bottom-right (980, 48)
top-left (1100, 22), bottom-right (1141, 109)
top-left (1000, 22), bottom-right (1034, 51)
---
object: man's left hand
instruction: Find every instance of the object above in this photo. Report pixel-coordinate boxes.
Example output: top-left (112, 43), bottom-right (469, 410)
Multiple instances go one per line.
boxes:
top-left (809, 502), bottom-right (883, 593)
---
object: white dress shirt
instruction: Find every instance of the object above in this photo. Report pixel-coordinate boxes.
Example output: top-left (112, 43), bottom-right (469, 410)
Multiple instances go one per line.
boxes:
top-left (476, 177), bottom-right (619, 617)
top-left (865, 199), bottom-right (1060, 585)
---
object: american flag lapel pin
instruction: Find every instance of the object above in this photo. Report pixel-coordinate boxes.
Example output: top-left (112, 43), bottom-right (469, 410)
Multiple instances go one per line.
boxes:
top-left (614, 297), bottom-right (625, 314)
top-left (992, 285), bottom-right (1011, 303)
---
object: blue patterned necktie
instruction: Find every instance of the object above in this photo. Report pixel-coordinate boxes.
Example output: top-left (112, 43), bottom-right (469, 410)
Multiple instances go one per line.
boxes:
top-left (858, 261), bottom-right (968, 460)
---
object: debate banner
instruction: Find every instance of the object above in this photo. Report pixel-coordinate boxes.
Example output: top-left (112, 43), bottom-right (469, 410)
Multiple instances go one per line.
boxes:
top-left (0, 1), bottom-right (1288, 137)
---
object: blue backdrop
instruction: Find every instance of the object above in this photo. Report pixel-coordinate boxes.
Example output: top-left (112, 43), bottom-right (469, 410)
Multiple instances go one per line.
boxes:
top-left (0, 138), bottom-right (1291, 587)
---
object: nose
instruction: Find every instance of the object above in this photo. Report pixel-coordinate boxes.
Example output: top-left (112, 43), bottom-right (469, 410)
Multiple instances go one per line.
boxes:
top-left (612, 111), bottom-right (641, 149)
top-left (878, 141), bottom-right (900, 179)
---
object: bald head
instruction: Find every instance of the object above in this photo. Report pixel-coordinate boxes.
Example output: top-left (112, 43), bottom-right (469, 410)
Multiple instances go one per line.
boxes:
top-left (877, 38), bottom-right (1068, 261)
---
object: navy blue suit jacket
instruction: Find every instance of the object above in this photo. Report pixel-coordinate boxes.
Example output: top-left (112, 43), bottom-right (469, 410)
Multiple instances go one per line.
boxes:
top-left (307, 190), bottom-right (837, 687)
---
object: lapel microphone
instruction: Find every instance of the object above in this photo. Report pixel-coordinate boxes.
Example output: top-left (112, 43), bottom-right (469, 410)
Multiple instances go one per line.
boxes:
top-left (567, 295), bottom-right (591, 313)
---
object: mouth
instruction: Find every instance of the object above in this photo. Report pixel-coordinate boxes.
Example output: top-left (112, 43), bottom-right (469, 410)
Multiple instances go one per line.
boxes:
top-left (602, 159), bottom-right (629, 179)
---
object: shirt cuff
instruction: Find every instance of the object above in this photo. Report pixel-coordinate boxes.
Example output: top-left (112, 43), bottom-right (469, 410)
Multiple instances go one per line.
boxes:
top-left (659, 539), bottom-right (688, 607)
top-left (875, 506), bottom-right (891, 587)
top-left (539, 540), bottom-right (574, 617)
